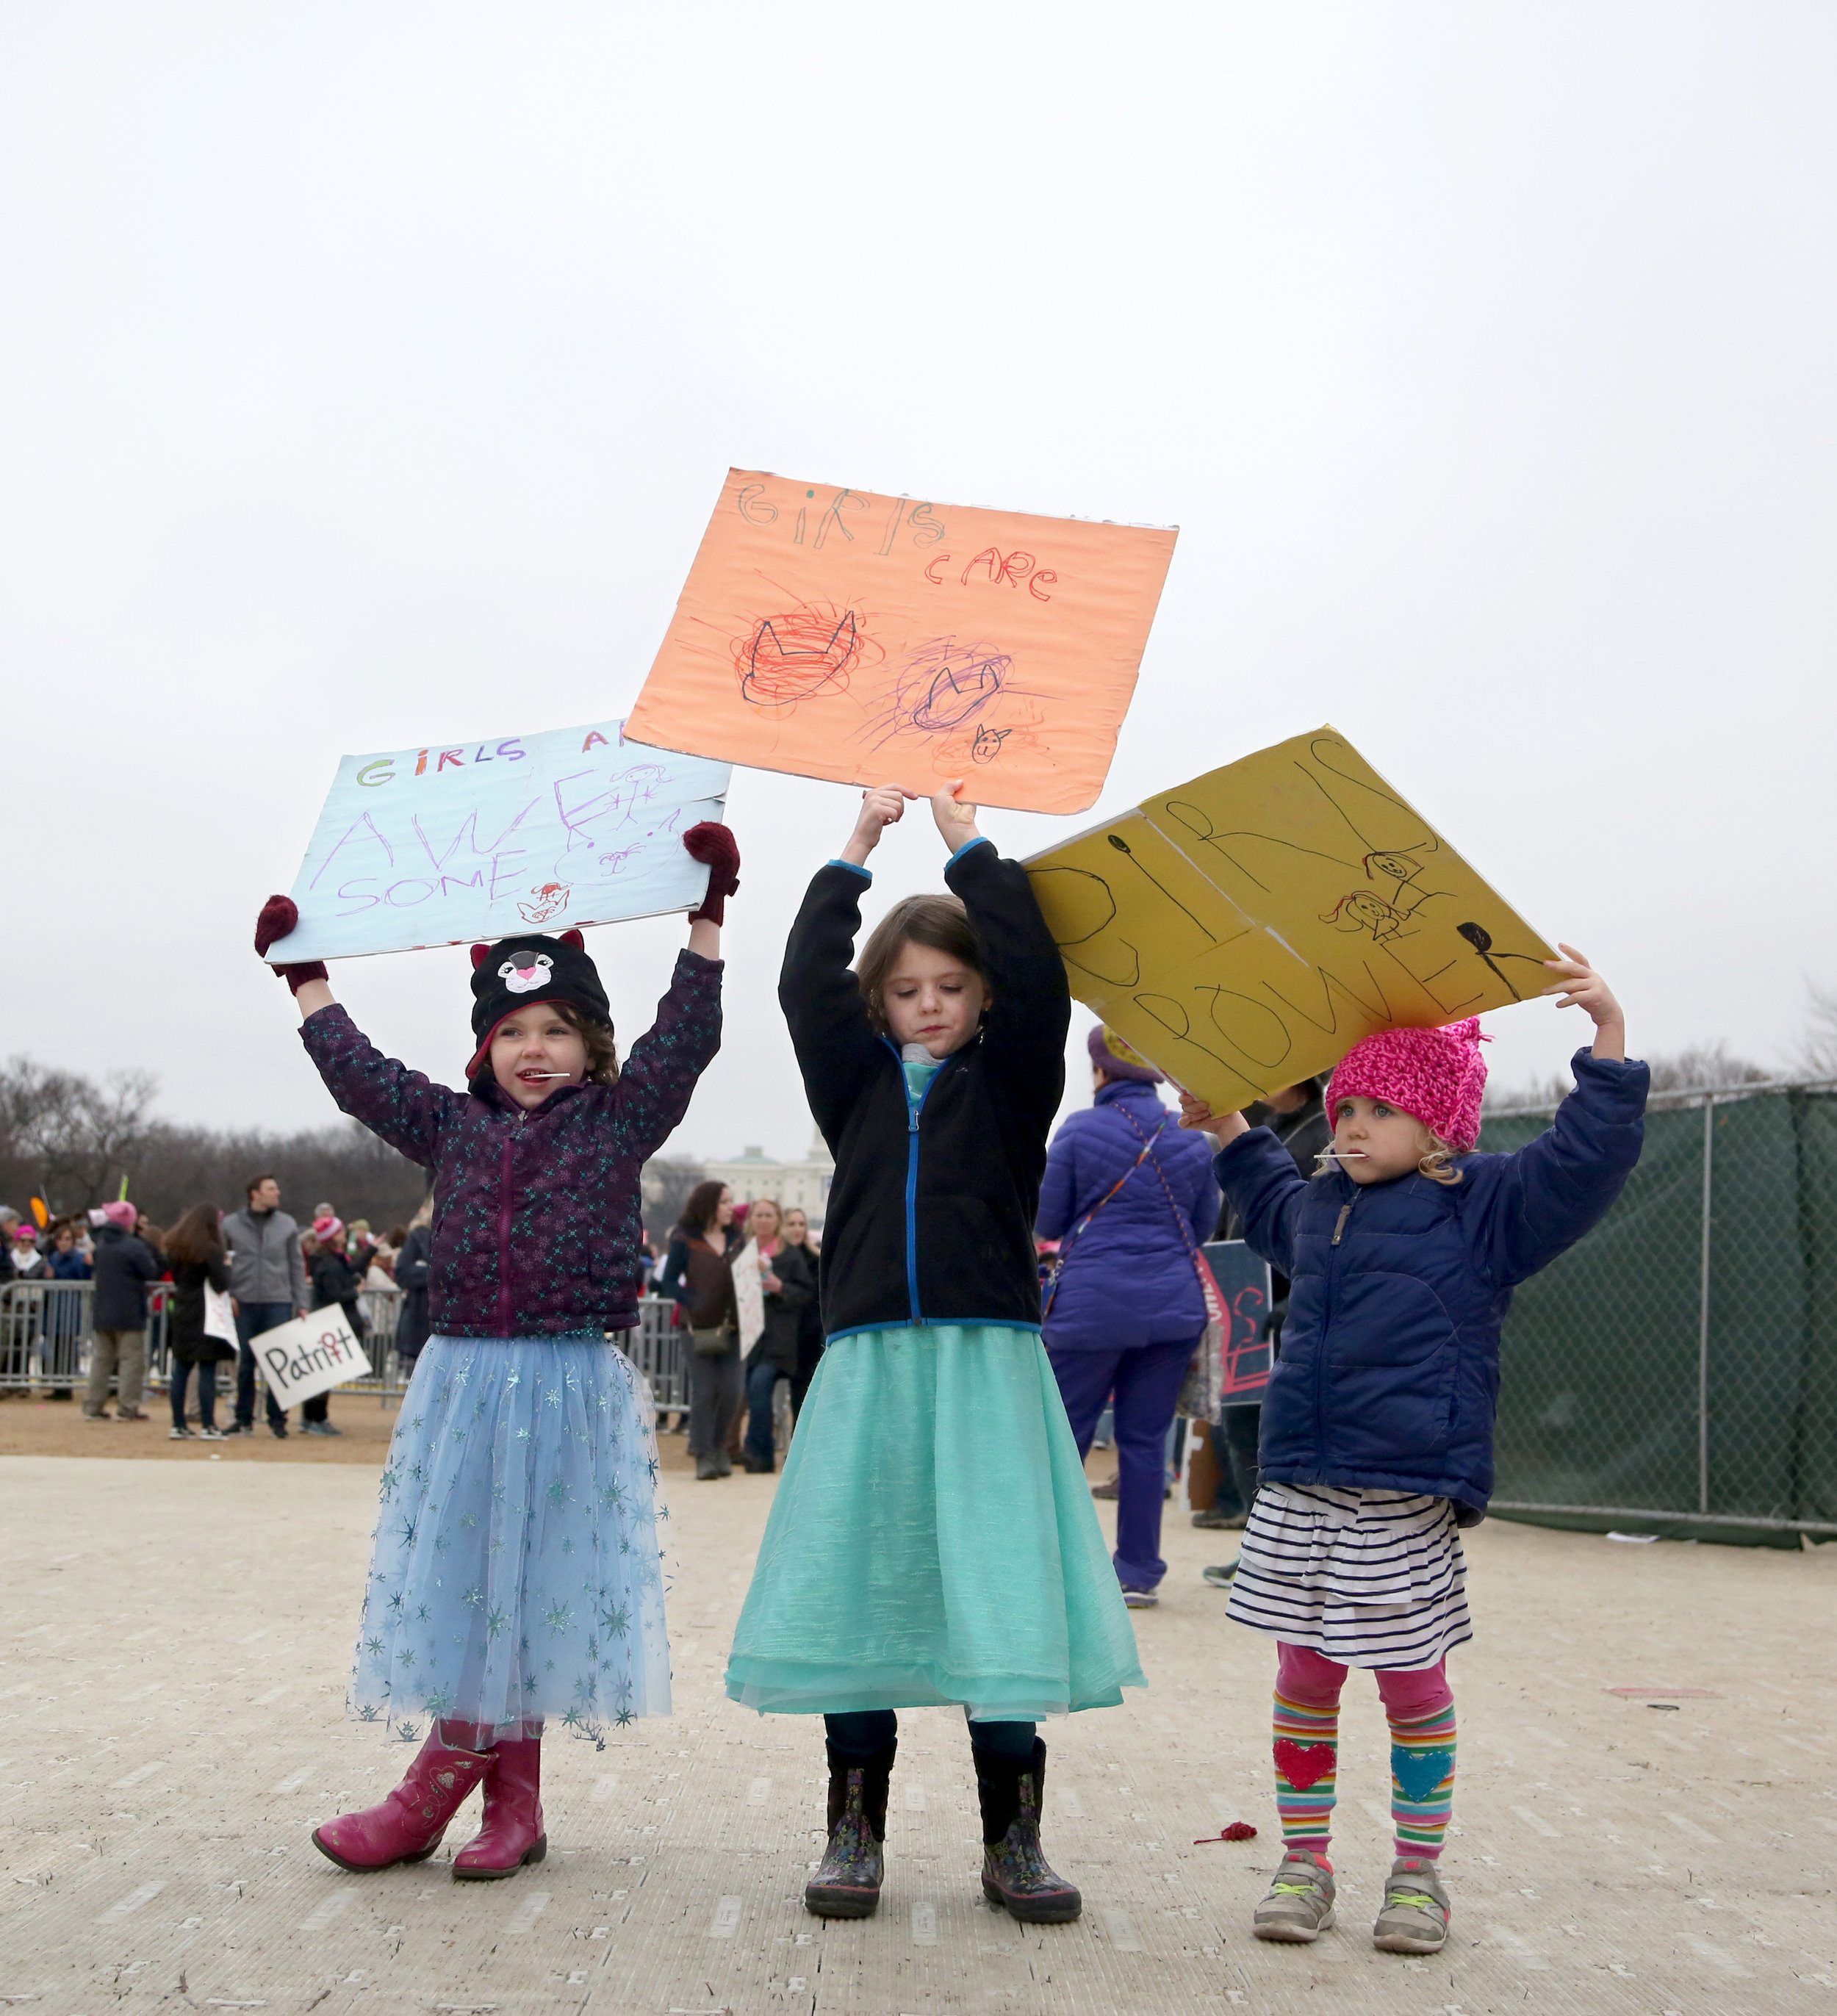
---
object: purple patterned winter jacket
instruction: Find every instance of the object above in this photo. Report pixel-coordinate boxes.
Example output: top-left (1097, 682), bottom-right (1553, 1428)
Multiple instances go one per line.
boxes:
top-left (298, 951), bottom-right (722, 1339)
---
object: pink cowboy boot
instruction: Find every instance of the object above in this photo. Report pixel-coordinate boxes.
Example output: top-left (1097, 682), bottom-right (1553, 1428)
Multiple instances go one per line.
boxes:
top-left (453, 1730), bottom-right (547, 1880)
top-left (312, 1725), bottom-right (492, 1872)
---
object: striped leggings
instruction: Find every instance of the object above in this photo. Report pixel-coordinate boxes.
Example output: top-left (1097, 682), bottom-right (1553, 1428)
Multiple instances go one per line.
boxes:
top-left (1273, 1642), bottom-right (1456, 1862)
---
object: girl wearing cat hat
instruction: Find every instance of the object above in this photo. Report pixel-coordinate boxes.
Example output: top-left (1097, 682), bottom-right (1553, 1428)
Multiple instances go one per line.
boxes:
top-left (253, 821), bottom-right (738, 1882)
top-left (1180, 948), bottom-right (1646, 1959)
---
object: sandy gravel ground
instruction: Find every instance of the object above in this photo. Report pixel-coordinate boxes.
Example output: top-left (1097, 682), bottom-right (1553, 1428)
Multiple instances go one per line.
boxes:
top-left (0, 1447), bottom-right (1833, 2015)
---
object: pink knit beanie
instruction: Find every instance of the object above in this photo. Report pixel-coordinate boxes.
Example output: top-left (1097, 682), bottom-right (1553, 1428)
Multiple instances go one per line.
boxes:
top-left (1326, 1018), bottom-right (1490, 1155)
top-left (100, 1200), bottom-right (137, 1231)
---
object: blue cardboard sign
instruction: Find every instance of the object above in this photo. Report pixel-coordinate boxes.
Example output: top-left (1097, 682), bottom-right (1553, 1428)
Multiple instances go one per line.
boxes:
top-left (273, 719), bottom-right (730, 962)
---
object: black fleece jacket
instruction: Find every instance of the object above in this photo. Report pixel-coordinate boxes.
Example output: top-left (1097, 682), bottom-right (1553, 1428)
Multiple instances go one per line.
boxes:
top-left (780, 840), bottom-right (1069, 1340)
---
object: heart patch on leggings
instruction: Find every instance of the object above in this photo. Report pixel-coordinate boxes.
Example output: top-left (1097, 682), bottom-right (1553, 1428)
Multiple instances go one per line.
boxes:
top-left (1273, 1738), bottom-right (1337, 1790)
top-left (1390, 1746), bottom-right (1455, 1804)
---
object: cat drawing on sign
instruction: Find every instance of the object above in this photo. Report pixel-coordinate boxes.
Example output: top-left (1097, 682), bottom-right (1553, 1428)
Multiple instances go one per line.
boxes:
top-left (518, 884), bottom-right (571, 926)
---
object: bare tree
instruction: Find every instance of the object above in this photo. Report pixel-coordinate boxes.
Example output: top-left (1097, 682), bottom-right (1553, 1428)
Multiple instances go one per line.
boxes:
top-left (641, 1156), bottom-right (705, 1244)
top-left (0, 1056), bottom-right (425, 1227)
top-left (0, 1058), bottom-right (159, 1209)
top-left (1800, 982), bottom-right (1837, 1079)
top-left (1647, 1043), bottom-right (1772, 1094)
top-left (1486, 1039), bottom-right (1772, 1113)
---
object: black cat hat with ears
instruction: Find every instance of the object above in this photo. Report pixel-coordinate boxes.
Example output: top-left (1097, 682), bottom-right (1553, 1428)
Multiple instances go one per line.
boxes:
top-left (465, 929), bottom-right (613, 1079)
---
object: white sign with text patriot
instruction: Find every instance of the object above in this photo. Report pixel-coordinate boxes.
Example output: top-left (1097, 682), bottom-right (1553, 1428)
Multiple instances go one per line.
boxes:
top-left (254, 1306), bottom-right (373, 1411)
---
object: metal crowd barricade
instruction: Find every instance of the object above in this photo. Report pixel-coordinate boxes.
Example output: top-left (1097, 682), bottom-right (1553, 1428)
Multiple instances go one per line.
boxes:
top-left (0, 1279), bottom-right (92, 1392)
top-left (627, 1295), bottom-right (689, 1415)
top-left (0, 1278), bottom-right (172, 1397)
top-left (1, 1279), bottom-right (691, 1414)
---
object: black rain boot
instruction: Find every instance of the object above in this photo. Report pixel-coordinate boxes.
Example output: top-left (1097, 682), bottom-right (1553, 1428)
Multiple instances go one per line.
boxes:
top-left (804, 1739), bottom-right (896, 1918)
top-left (973, 1737), bottom-right (1082, 1923)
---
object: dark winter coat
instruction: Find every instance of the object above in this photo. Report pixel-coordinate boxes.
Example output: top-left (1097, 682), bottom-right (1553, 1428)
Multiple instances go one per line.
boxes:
top-left (299, 950), bottom-right (722, 1338)
top-left (746, 1240), bottom-right (816, 1376)
top-left (1216, 1048), bottom-right (1648, 1516)
top-left (308, 1244), bottom-right (369, 1336)
top-left (773, 1237), bottom-right (824, 1385)
top-left (168, 1256), bottom-right (235, 1364)
top-left (1037, 1079), bottom-right (1221, 1352)
top-left (660, 1225), bottom-right (740, 1331)
top-left (46, 1246), bottom-right (89, 1347)
top-left (90, 1223), bottom-right (165, 1331)
top-left (393, 1224), bottom-right (432, 1362)
top-left (1221, 1085), bottom-right (1333, 1349)
top-left (781, 840), bottom-right (1069, 1341)
top-left (1219, 1088), bottom-right (1331, 1239)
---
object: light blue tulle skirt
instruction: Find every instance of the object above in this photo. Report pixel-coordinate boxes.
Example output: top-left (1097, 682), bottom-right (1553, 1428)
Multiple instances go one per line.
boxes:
top-left (348, 1335), bottom-right (670, 1746)
top-left (725, 1324), bottom-right (1146, 1721)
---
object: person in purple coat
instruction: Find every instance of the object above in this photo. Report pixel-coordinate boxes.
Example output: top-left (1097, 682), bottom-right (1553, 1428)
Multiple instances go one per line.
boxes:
top-left (249, 821), bottom-right (736, 1886)
top-left (1038, 1027), bottom-right (1220, 1608)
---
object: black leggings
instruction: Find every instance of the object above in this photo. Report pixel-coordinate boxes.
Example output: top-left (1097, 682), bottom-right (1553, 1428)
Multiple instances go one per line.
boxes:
top-left (826, 1709), bottom-right (1035, 1759)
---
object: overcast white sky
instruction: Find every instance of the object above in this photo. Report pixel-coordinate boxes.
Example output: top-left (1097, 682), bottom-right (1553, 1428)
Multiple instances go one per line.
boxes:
top-left (2, 3), bottom-right (1833, 1163)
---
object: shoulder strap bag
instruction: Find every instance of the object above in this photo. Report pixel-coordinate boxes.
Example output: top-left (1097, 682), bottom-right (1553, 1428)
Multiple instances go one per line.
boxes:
top-left (1040, 1112), bottom-right (1171, 1320)
top-left (1114, 1103), bottom-right (1227, 1424)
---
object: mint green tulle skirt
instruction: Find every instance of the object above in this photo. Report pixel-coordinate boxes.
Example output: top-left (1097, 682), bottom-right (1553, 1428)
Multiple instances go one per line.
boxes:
top-left (725, 1324), bottom-right (1146, 1721)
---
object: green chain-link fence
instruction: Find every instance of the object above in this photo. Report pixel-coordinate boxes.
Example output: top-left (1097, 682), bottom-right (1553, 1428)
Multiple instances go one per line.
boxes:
top-left (1478, 1081), bottom-right (1837, 1544)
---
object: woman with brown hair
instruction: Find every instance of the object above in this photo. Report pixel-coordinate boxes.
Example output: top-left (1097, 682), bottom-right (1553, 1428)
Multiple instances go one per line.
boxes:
top-left (660, 1179), bottom-right (741, 1480)
top-left (163, 1204), bottom-right (234, 1441)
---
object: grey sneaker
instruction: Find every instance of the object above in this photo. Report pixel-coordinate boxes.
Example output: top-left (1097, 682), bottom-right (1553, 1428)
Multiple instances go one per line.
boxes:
top-left (1252, 1848), bottom-right (1336, 1943)
top-left (1201, 1559), bottom-right (1240, 1588)
top-left (1372, 1856), bottom-right (1449, 1953)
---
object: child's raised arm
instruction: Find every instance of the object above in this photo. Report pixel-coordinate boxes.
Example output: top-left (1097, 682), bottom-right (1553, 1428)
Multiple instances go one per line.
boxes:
top-left (253, 896), bottom-right (455, 1167)
top-left (932, 786), bottom-right (1070, 1131)
top-left (778, 788), bottom-right (910, 1137)
top-left (608, 822), bottom-right (735, 1156)
top-left (1542, 943), bottom-right (1625, 1062)
top-left (1481, 947), bottom-right (1644, 1285)
top-left (608, 951), bottom-right (725, 1162)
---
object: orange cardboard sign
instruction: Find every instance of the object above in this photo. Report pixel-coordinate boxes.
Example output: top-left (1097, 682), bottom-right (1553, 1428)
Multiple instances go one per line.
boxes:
top-left (622, 469), bottom-right (1178, 814)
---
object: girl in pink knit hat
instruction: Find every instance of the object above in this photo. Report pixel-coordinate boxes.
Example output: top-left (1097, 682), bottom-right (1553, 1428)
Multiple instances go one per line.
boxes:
top-left (1179, 946), bottom-right (1647, 1959)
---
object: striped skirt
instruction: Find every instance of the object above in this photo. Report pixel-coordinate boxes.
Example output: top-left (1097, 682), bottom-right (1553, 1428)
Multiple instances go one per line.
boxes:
top-left (1226, 1482), bottom-right (1472, 1670)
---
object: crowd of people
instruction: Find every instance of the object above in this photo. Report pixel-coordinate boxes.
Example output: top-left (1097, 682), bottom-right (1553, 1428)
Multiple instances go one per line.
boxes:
top-left (0, 1181), bottom-right (431, 1440)
top-left (651, 1181), bottom-right (822, 1477)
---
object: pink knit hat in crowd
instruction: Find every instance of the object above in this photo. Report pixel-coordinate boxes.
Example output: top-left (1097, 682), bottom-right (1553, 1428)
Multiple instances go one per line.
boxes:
top-left (1326, 1018), bottom-right (1490, 1155)
top-left (100, 1200), bottom-right (137, 1231)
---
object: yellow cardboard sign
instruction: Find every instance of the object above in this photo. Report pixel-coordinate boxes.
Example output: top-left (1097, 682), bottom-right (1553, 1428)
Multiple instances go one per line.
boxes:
top-left (1024, 728), bottom-right (1557, 1112)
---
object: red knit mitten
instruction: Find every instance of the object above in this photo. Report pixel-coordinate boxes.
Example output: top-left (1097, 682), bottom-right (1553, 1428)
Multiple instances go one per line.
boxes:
top-left (682, 823), bottom-right (740, 926)
top-left (254, 894), bottom-right (328, 994)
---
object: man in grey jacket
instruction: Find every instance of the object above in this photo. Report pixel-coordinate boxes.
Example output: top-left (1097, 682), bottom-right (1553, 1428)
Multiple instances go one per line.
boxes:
top-left (222, 1173), bottom-right (309, 1437)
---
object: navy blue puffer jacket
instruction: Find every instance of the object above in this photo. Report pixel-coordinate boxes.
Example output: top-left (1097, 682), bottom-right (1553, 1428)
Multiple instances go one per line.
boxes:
top-left (1038, 1079), bottom-right (1221, 1352)
top-left (1215, 1048), bottom-right (1647, 1514)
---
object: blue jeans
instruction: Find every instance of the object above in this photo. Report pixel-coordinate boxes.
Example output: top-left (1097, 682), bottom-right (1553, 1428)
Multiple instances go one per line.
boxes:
top-left (744, 1357), bottom-right (783, 1467)
top-left (1049, 1335), bottom-right (1201, 1591)
top-left (235, 1303), bottom-right (292, 1428)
